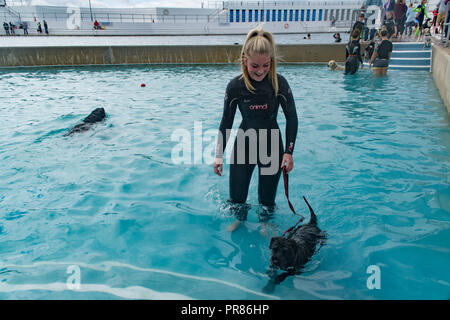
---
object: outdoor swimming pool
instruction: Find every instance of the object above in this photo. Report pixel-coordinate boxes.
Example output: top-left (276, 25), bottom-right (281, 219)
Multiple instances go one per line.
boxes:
top-left (0, 64), bottom-right (449, 299)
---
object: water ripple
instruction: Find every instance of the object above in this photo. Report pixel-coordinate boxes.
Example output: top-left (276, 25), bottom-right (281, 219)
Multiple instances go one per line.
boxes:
top-left (0, 65), bottom-right (448, 299)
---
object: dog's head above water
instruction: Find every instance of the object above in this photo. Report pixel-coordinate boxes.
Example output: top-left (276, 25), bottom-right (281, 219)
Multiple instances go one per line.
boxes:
top-left (270, 237), bottom-right (300, 271)
top-left (328, 60), bottom-right (338, 70)
top-left (83, 107), bottom-right (106, 123)
top-left (268, 197), bottom-right (326, 273)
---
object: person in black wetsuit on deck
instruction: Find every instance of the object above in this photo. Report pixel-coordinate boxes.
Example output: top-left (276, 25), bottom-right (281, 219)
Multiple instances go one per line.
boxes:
top-left (214, 28), bottom-right (298, 232)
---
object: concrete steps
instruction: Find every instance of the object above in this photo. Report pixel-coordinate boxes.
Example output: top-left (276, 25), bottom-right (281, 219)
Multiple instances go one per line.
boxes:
top-left (364, 41), bottom-right (432, 71)
top-left (389, 42), bottom-right (432, 71)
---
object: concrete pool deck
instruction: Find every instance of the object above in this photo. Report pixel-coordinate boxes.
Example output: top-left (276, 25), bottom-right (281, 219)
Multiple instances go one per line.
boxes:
top-left (0, 39), bottom-right (448, 114)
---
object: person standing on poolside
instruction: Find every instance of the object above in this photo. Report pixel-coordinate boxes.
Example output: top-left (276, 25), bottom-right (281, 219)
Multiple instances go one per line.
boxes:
top-left (214, 28), bottom-right (298, 232)
top-left (405, 2), bottom-right (417, 37)
top-left (436, 0), bottom-right (447, 34)
top-left (369, 29), bottom-right (393, 76)
top-left (350, 14), bottom-right (365, 40)
top-left (414, 0), bottom-right (429, 38)
top-left (3, 22), bottom-right (9, 35)
top-left (23, 21), bottom-right (28, 35)
top-left (43, 20), bottom-right (49, 35)
top-left (37, 21), bottom-right (42, 34)
top-left (9, 22), bottom-right (15, 35)
top-left (394, 0), bottom-right (407, 40)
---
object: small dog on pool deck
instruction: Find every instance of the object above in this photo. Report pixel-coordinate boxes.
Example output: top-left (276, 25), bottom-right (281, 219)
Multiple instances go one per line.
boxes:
top-left (64, 107), bottom-right (106, 136)
top-left (423, 28), bottom-right (432, 48)
top-left (263, 197), bottom-right (326, 293)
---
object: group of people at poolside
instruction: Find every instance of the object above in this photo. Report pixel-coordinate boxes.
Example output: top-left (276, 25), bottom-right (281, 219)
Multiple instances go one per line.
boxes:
top-left (2, 19), bottom-right (48, 35)
top-left (328, 0), bottom-right (450, 76)
top-left (333, 19), bottom-right (394, 76)
top-left (360, 0), bottom-right (449, 41)
top-left (329, 17), bottom-right (393, 76)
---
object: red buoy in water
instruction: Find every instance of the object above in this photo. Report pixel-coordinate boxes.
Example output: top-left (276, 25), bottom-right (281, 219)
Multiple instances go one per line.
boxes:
top-left (141, 83), bottom-right (146, 87)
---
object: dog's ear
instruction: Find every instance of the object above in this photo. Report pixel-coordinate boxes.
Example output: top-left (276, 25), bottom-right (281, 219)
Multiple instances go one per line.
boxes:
top-left (270, 237), bottom-right (281, 249)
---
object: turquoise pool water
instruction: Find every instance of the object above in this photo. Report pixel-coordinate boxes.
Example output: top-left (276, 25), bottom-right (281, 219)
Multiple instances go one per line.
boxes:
top-left (0, 64), bottom-right (449, 300)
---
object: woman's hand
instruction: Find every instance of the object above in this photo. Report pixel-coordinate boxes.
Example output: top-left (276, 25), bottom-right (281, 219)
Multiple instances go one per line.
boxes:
top-left (281, 153), bottom-right (294, 173)
top-left (214, 157), bottom-right (223, 176)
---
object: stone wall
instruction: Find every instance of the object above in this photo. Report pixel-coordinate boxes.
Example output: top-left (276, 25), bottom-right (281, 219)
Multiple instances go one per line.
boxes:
top-left (0, 44), bottom-right (346, 67)
top-left (431, 44), bottom-right (450, 114)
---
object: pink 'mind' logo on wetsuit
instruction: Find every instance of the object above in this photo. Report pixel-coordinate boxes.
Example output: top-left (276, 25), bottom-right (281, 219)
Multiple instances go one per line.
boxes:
top-left (249, 104), bottom-right (268, 110)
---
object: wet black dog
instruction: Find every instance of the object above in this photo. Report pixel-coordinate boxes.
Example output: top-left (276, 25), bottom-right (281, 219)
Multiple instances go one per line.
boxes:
top-left (64, 108), bottom-right (106, 136)
top-left (263, 197), bottom-right (326, 293)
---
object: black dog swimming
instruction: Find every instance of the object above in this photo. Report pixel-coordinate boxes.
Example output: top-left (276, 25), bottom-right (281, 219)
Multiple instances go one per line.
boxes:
top-left (64, 108), bottom-right (106, 136)
top-left (263, 197), bottom-right (326, 293)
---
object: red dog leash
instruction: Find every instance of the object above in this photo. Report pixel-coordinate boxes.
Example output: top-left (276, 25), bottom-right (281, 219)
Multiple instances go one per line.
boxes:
top-left (281, 166), bottom-right (305, 238)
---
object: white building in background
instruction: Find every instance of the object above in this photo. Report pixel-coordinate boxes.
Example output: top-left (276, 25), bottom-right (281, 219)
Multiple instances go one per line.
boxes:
top-left (1, 1), bottom-right (368, 36)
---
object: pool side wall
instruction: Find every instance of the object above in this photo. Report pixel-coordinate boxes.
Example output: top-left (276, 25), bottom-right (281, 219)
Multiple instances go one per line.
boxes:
top-left (431, 45), bottom-right (450, 114)
top-left (0, 44), bottom-right (346, 66)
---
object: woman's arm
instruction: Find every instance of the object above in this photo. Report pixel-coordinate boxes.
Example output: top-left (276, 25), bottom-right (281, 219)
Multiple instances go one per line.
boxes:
top-left (278, 75), bottom-right (298, 173)
top-left (214, 80), bottom-right (238, 175)
top-left (369, 51), bottom-right (378, 67)
top-left (357, 43), bottom-right (363, 64)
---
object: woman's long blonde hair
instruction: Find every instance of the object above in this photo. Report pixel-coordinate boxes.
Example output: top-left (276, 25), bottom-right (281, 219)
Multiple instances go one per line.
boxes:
top-left (240, 28), bottom-right (278, 94)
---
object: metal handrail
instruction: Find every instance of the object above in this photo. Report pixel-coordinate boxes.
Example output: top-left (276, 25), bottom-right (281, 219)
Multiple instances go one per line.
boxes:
top-left (2, 1), bottom-right (366, 25)
top-left (6, 12), bottom-right (227, 24)
top-left (440, 2), bottom-right (449, 47)
top-left (2, 3), bottom-right (21, 20)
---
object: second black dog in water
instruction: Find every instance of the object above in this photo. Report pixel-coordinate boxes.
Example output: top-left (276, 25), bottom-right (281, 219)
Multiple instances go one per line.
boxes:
top-left (263, 197), bottom-right (326, 293)
top-left (64, 107), bottom-right (106, 136)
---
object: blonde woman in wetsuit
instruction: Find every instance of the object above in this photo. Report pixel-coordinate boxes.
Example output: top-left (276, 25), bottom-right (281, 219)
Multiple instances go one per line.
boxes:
top-left (214, 28), bottom-right (298, 232)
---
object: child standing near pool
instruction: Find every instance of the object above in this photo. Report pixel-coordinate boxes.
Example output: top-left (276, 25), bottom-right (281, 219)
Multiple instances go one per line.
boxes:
top-left (414, 0), bottom-right (429, 38)
top-left (214, 28), bottom-right (298, 232)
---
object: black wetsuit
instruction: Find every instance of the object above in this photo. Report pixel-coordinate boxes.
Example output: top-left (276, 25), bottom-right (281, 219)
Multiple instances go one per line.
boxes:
top-left (217, 74), bottom-right (298, 220)
top-left (345, 39), bottom-right (363, 75)
top-left (351, 20), bottom-right (365, 39)
top-left (373, 39), bottom-right (393, 68)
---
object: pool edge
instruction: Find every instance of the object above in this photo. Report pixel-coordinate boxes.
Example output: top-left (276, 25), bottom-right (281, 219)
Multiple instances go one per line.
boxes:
top-left (431, 44), bottom-right (450, 115)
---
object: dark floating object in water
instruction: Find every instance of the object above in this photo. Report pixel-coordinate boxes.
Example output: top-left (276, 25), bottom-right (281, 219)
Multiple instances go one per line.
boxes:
top-left (64, 107), bottom-right (106, 136)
